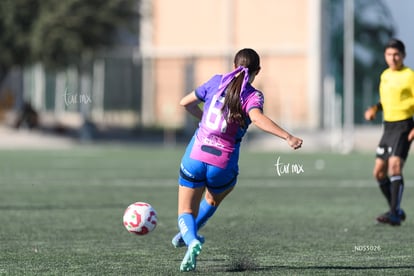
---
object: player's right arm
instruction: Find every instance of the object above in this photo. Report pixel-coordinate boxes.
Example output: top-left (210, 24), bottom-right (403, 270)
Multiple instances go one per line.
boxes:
top-left (180, 91), bottom-right (203, 120)
top-left (248, 108), bottom-right (303, 150)
top-left (364, 102), bottom-right (382, 121)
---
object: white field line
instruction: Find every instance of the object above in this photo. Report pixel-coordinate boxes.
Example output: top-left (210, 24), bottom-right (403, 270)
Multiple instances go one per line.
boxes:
top-left (5, 177), bottom-right (413, 188)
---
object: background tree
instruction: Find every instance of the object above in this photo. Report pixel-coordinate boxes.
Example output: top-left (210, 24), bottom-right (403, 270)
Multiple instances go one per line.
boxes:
top-left (0, 0), bottom-right (40, 82)
top-left (0, 0), bottom-right (138, 84)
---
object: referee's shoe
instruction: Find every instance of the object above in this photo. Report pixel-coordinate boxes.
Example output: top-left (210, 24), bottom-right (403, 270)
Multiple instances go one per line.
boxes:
top-left (376, 209), bottom-right (406, 226)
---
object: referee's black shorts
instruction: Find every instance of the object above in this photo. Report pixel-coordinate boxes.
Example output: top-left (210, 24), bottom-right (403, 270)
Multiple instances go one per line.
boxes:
top-left (376, 118), bottom-right (414, 161)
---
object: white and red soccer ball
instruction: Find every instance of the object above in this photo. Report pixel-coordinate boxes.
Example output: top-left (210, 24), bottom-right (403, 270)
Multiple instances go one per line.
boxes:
top-left (123, 202), bottom-right (157, 235)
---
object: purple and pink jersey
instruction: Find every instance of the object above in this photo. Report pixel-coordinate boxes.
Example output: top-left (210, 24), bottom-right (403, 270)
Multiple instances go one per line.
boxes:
top-left (189, 69), bottom-right (264, 168)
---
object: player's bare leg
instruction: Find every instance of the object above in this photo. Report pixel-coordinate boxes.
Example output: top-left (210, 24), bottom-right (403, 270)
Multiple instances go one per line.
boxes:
top-left (172, 186), bottom-right (205, 248)
top-left (373, 158), bottom-right (391, 208)
top-left (173, 185), bottom-right (235, 248)
top-left (177, 186), bottom-right (204, 272)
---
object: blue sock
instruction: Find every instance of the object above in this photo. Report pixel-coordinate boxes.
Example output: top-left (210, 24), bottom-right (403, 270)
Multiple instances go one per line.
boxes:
top-left (178, 213), bottom-right (197, 245)
top-left (195, 199), bottom-right (217, 230)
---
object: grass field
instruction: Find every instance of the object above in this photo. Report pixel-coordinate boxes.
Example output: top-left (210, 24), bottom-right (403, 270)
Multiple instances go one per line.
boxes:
top-left (1, 145), bottom-right (414, 275)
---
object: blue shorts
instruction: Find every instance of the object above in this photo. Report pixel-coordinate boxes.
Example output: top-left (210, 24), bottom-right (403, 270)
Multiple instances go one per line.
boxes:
top-left (179, 136), bottom-right (239, 194)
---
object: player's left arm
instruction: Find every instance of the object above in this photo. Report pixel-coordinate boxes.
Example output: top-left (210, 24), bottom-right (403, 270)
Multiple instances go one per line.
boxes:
top-left (180, 91), bottom-right (203, 120)
top-left (249, 108), bottom-right (303, 150)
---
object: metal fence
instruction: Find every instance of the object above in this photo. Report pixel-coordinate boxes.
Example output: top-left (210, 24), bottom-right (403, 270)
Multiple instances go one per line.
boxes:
top-left (22, 48), bottom-right (142, 129)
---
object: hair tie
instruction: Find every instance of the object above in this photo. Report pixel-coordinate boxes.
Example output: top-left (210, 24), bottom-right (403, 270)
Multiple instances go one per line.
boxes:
top-left (217, 66), bottom-right (250, 97)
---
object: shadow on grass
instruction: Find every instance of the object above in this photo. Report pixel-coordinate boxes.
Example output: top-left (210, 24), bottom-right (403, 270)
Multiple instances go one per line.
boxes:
top-left (224, 264), bottom-right (414, 272)
top-left (203, 259), bottom-right (414, 273)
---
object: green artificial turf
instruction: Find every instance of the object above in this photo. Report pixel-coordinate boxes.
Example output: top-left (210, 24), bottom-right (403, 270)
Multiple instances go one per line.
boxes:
top-left (0, 146), bottom-right (413, 275)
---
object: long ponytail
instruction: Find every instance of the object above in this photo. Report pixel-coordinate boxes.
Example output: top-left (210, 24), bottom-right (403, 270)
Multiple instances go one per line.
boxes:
top-left (222, 72), bottom-right (246, 127)
top-left (221, 48), bottom-right (261, 128)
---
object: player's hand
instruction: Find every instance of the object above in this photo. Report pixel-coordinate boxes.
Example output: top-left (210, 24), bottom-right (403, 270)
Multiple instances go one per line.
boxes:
top-left (364, 107), bottom-right (376, 121)
top-left (286, 135), bottom-right (303, 150)
top-left (408, 128), bottom-right (414, 142)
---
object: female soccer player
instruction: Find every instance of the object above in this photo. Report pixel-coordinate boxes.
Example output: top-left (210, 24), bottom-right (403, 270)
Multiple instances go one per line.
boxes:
top-left (364, 38), bottom-right (414, 226)
top-left (173, 48), bottom-right (303, 271)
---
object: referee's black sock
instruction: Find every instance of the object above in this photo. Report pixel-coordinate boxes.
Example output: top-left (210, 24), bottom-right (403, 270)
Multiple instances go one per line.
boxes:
top-left (390, 175), bottom-right (404, 216)
top-left (377, 177), bottom-right (391, 207)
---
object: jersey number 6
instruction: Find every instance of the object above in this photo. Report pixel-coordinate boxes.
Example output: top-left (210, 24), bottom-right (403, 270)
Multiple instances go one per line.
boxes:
top-left (205, 94), bottom-right (227, 133)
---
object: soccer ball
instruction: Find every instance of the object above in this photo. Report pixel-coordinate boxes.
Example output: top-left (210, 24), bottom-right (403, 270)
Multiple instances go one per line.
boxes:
top-left (123, 202), bottom-right (158, 235)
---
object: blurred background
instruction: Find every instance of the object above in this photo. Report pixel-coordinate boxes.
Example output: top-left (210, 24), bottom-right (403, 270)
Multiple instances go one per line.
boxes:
top-left (0, 0), bottom-right (413, 152)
